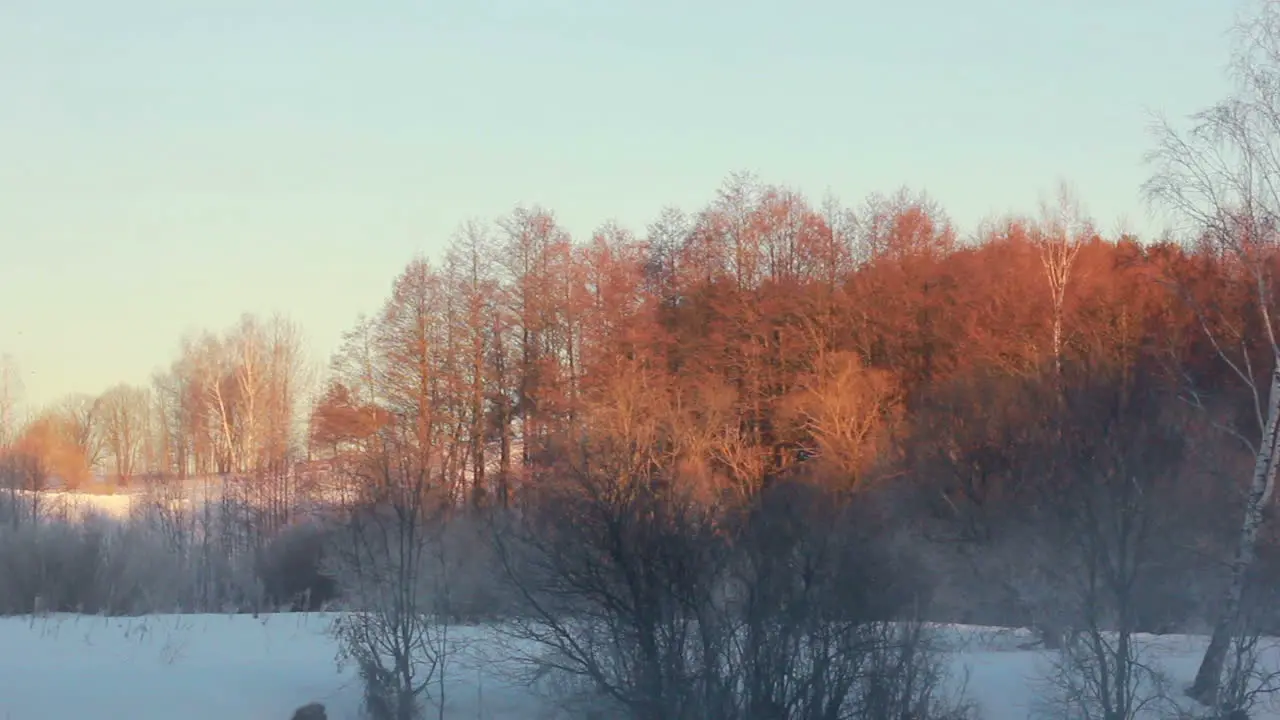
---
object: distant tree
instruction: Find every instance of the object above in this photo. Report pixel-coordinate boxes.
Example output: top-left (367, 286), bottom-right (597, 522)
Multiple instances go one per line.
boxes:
top-left (9, 411), bottom-right (92, 495)
top-left (308, 381), bottom-right (385, 458)
top-left (779, 350), bottom-right (900, 487)
top-left (496, 206), bottom-right (574, 469)
top-left (100, 384), bottom-right (150, 487)
top-left (1034, 181), bottom-right (1090, 377)
top-left (858, 187), bottom-right (956, 262)
top-left (443, 222), bottom-right (500, 506)
top-left (57, 393), bottom-right (105, 471)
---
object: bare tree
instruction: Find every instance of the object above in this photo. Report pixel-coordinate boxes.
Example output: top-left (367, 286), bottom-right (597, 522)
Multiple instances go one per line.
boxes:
top-left (1035, 181), bottom-right (1089, 377)
top-left (327, 457), bottom-right (454, 720)
top-left (234, 314), bottom-right (309, 543)
top-left (58, 393), bottom-right (105, 471)
top-left (1144, 0), bottom-right (1280, 704)
top-left (193, 331), bottom-right (240, 475)
top-left (496, 206), bottom-right (574, 469)
top-left (264, 314), bottom-right (307, 468)
top-left (1029, 367), bottom-right (1186, 720)
top-left (231, 315), bottom-right (266, 472)
top-left (491, 439), bottom-right (733, 720)
top-left (323, 257), bottom-right (470, 720)
top-left (100, 384), bottom-right (150, 488)
top-left (496, 451), bottom-right (969, 720)
top-left (780, 350), bottom-right (900, 487)
top-left (444, 222), bottom-right (499, 507)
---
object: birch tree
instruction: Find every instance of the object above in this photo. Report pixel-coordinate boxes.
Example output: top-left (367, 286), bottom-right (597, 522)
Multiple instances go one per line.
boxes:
top-left (189, 331), bottom-right (238, 475)
top-left (263, 314), bottom-right (306, 471)
top-left (231, 315), bottom-right (266, 471)
top-left (1144, 0), bottom-right (1280, 704)
top-left (1036, 181), bottom-right (1089, 376)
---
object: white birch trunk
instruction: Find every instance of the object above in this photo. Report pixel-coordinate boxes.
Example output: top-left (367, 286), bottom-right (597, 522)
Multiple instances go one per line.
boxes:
top-left (1190, 363), bottom-right (1280, 703)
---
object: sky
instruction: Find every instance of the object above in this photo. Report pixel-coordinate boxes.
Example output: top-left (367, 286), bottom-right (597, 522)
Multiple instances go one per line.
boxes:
top-left (0, 0), bottom-right (1247, 411)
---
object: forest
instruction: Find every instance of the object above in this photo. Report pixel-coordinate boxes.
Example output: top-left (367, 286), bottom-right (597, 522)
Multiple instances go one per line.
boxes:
top-left (7, 7), bottom-right (1280, 720)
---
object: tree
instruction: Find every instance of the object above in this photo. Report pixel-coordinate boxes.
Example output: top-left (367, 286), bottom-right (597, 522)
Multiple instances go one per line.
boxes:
top-left (249, 314), bottom-right (309, 538)
top-left (225, 313), bottom-right (306, 473)
top-left (324, 256), bottom-right (473, 720)
top-left (100, 384), bottom-right (150, 487)
top-left (2, 411), bottom-right (91, 523)
top-left (1144, 0), bottom-right (1280, 704)
top-left (496, 206), bottom-right (574, 469)
top-left (152, 360), bottom-right (202, 479)
top-left (58, 393), bottom-right (105, 471)
top-left (327, 454), bottom-right (455, 720)
top-left (493, 399), bottom-right (965, 720)
top-left (780, 350), bottom-right (899, 487)
top-left (13, 412), bottom-right (93, 490)
top-left (858, 188), bottom-right (956, 263)
top-left (1029, 365), bottom-right (1188, 720)
top-left (1035, 181), bottom-right (1089, 377)
top-left (443, 222), bottom-right (500, 506)
top-left (309, 381), bottom-right (384, 459)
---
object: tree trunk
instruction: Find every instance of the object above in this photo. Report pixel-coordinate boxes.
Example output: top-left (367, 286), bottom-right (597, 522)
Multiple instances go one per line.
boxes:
top-left (1190, 365), bottom-right (1280, 704)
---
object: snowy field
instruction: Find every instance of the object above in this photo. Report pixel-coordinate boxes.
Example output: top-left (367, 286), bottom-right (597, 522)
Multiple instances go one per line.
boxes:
top-left (4, 475), bottom-right (348, 523)
top-left (0, 613), bottom-right (1275, 720)
top-left (4, 488), bottom-right (140, 521)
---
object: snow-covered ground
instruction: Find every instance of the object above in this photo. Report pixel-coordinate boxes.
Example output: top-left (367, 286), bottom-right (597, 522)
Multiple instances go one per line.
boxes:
top-left (5, 488), bottom-right (140, 521)
top-left (0, 613), bottom-right (1275, 720)
top-left (7, 476), bottom-right (347, 523)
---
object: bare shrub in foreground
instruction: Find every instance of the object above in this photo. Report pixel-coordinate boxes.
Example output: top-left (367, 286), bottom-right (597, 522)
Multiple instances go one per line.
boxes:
top-left (1031, 366), bottom-right (1192, 720)
top-left (325, 460), bottom-right (465, 720)
top-left (495, 444), bottom-right (972, 720)
top-left (493, 458), bottom-right (725, 720)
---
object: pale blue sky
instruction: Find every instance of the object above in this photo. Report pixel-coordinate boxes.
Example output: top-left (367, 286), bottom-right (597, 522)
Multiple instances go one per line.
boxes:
top-left (0, 0), bottom-right (1244, 410)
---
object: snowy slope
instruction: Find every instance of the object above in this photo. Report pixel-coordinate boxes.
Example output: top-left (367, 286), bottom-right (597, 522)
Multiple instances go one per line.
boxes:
top-left (0, 613), bottom-right (1274, 720)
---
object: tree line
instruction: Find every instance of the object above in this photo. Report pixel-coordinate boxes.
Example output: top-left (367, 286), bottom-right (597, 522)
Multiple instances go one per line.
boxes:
top-left (0, 313), bottom-right (308, 492)
top-left (0, 171), bottom-right (1277, 710)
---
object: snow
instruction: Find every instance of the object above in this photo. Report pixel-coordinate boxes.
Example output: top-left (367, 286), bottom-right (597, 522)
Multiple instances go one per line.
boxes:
top-left (4, 489), bottom-right (139, 521)
top-left (0, 609), bottom-right (1274, 717)
top-left (0, 613), bottom-right (528, 720)
top-left (0, 614), bottom-right (1274, 720)
top-left (5, 475), bottom-right (351, 524)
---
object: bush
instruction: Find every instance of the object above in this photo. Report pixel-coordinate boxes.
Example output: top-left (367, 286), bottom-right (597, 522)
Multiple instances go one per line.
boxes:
top-left (255, 520), bottom-right (338, 611)
top-left (0, 506), bottom-right (277, 617)
top-left (0, 520), bottom-right (100, 614)
top-left (0, 514), bottom-right (190, 615)
top-left (496, 464), bottom-right (971, 720)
